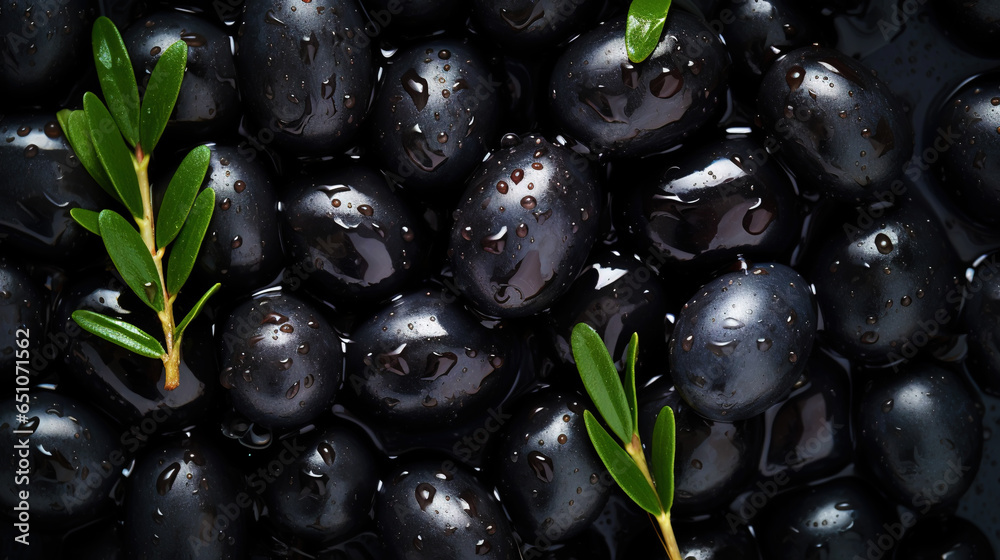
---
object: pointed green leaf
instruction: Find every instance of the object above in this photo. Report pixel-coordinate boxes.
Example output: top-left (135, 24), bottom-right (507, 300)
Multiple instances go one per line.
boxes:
top-left (60, 110), bottom-right (119, 203)
top-left (174, 283), bottom-right (220, 340)
top-left (572, 323), bottom-right (633, 443)
top-left (84, 92), bottom-right (142, 218)
top-left (626, 0), bottom-right (673, 63)
top-left (92, 16), bottom-right (140, 147)
top-left (166, 188), bottom-right (215, 295)
top-left (98, 210), bottom-right (164, 312)
top-left (584, 410), bottom-right (662, 515)
top-left (70, 208), bottom-right (101, 236)
top-left (624, 332), bottom-right (640, 436)
top-left (652, 405), bottom-right (676, 511)
top-left (140, 40), bottom-right (188, 153)
top-left (72, 310), bottom-right (165, 359)
top-left (156, 145), bottom-right (211, 248)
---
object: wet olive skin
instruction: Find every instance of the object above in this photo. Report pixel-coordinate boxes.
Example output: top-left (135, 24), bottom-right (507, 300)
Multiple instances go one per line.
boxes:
top-left (368, 38), bottom-right (501, 195)
top-left (219, 292), bottom-right (342, 430)
top-left (806, 204), bottom-right (965, 366)
top-left (757, 477), bottom-right (896, 560)
top-left (933, 0), bottom-right (1000, 53)
top-left (345, 288), bottom-right (518, 430)
top-left (638, 380), bottom-right (764, 515)
top-left (961, 255), bottom-right (1000, 396)
top-left (123, 11), bottom-right (239, 142)
top-left (934, 73), bottom-right (1000, 226)
top-left (123, 436), bottom-right (248, 560)
top-left (0, 0), bottom-right (94, 104)
top-left (449, 134), bottom-right (600, 318)
top-left (236, 0), bottom-right (373, 157)
top-left (547, 248), bottom-right (673, 383)
top-left (0, 113), bottom-right (114, 265)
top-left (54, 270), bottom-right (217, 430)
top-left (470, 0), bottom-right (604, 52)
top-left (264, 422), bottom-right (380, 542)
top-left (192, 145), bottom-right (283, 296)
top-left (377, 456), bottom-right (519, 560)
top-left (893, 516), bottom-right (995, 560)
top-left (669, 263), bottom-right (817, 422)
top-left (762, 352), bottom-right (853, 484)
top-left (757, 46), bottom-right (913, 201)
top-left (280, 163), bottom-right (426, 307)
top-left (613, 137), bottom-right (800, 270)
top-left (490, 390), bottom-right (611, 543)
top-left (0, 258), bottom-right (46, 389)
top-left (0, 391), bottom-right (121, 528)
top-left (855, 364), bottom-right (982, 514)
top-left (548, 13), bottom-right (730, 158)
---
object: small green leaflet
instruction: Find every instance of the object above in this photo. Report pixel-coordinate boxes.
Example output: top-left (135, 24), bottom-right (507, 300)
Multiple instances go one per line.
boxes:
top-left (156, 145), bottom-right (211, 248)
top-left (626, 0), bottom-right (673, 63)
top-left (572, 323), bottom-right (633, 443)
top-left (70, 208), bottom-right (101, 236)
top-left (174, 283), bottom-right (221, 340)
top-left (72, 309), bottom-right (165, 359)
top-left (624, 332), bottom-right (640, 435)
top-left (652, 405), bottom-right (676, 511)
top-left (84, 92), bottom-right (143, 218)
top-left (92, 16), bottom-right (140, 147)
top-left (98, 210), bottom-right (164, 312)
top-left (140, 40), bottom-right (188, 153)
top-left (57, 109), bottom-right (118, 203)
top-left (166, 187), bottom-right (215, 296)
top-left (585, 410), bottom-right (662, 515)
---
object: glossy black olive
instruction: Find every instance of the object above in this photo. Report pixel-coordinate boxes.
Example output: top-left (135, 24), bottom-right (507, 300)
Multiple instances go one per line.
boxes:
top-left (54, 270), bottom-right (218, 430)
top-left (470, 0), bottom-right (604, 52)
top-left (757, 46), bottom-right (913, 201)
top-left (613, 136), bottom-right (800, 270)
top-left (490, 390), bottom-right (612, 543)
top-left (235, 0), bottom-right (373, 157)
top-left (0, 391), bottom-right (122, 528)
top-left (449, 134), bottom-right (601, 317)
top-left (0, 0), bottom-right (95, 104)
top-left (345, 287), bottom-right (518, 429)
top-left (0, 113), bottom-right (114, 264)
top-left (368, 38), bottom-right (501, 196)
top-left (548, 13), bottom-right (730, 158)
top-left (669, 263), bottom-right (817, 422)
top-left (933, 0), bottom-right (1000, 54)
top-left (280, 163), bottom-right (426, 307)
top-left (122, 435), bottom-right (249, 559)
top-left (806, 203), bottom-right (964, 366)
top-left (123, 11), bottom-right (239, 142)
top-left (638, 380), bottom-right (764, 515)
top-left (855, 363), bottom-right (983, 515)
top-left (376, 455), bottom-right (519, 559)
top-left (219, 292), bottom-right (342, 430)
top-left (893, 515), bottom-right (995, 560)
top-left (757, 477), bottom-right (898, 560)
top-left (961, 252), bottom-right (1000, 396)
top-left (263, 422), bottom-right (380, 542)
top-left (934, 72), bottom-right (1000, 226)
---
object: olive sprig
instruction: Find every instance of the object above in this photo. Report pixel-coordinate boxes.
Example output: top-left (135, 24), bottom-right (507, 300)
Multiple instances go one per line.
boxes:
top-left (571, 324), bottom-right (682, 559)
top-left (626, 0), bottom-right (705, 63)
top-left (57, 16), bottom-right (220, 391)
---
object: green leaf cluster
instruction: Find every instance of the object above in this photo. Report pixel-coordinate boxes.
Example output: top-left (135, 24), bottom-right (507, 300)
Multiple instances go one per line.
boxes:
top-left (60, 17), bottom-right (219, 370)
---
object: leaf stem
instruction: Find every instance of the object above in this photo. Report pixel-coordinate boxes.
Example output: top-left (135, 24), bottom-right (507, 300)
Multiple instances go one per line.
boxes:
top-left (656, 512), bottom-right (683, 560)
top-left (134, 151), bottom-right (180, 390)
top-left (627, 436), bottom-right (681, 560)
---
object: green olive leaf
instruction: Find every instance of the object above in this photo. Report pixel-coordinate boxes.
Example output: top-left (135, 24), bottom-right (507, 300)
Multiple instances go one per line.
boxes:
top-left (626, 0), bottom-right (673, 63)
top-left (572, 323), bottom-right (633, 443)
top-left (71, 310), bottom-right (166, 359)
top-left (91, 16), bottom-right (140, 147)
top-left (652, 405), bottom-right (676, 511)
top-left (174, 283), bottom-right (220, 340)
top-left (98, 209), bottom-right (164, 312)
top-left (70, 208), bottom-right (101, 237)
top-left (166, 187), bottom-right (215, 296)
top-left (585, 410), bottom-right (663, 515)
top-left (58, 109), bottom-right (119, 204)
top-left (624, 332), bottom-right (640, 436)
top-left (156, 144), bottom-right (211, 248)
top-left (84, 92), bottom-right (143, 218)
top-left (140, 40), bottom-right (188, 154)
